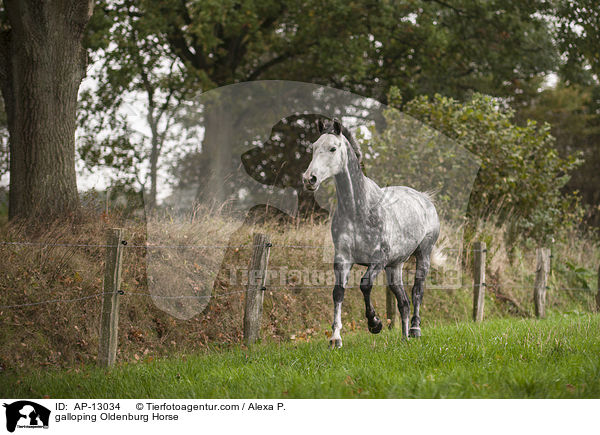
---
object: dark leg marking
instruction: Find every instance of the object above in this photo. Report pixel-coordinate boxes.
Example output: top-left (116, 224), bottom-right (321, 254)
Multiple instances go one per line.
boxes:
top-left (386, 264), bottom-right (410, 339)
top-left (410, 248), bottom-right (431, 338)
top-left (360, 264), bottom-right (384, 334)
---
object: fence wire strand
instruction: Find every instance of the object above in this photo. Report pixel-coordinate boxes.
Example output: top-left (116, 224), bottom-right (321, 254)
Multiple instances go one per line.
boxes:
top-left (1, 283), bottom-right (596, 310)
top-left (0, 240), bottom-right (478, 251)
top-left (0, 292), bottom-right (115, 309)
top-left (0, 241), bottom-right (118, 248)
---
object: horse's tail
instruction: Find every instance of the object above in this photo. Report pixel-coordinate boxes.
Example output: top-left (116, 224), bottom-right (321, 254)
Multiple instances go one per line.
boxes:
top-left (422, 189), bottom-right (446, 268)
top-left (421, 189), bottom-right (440, 204)
top-left (431, 243), bottom-right (447, 268)
top-left (430, 223), bottom-right (448, 268)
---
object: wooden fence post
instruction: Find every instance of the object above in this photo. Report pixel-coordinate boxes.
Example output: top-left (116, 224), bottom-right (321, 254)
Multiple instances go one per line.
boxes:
top-left (472, 241), bottom-right (486, 322)
top-left (243, 233), bottom-right (271, 345)
top-left (386, 288), bottom-right (399, 329)
top-left (98, 228), bottom-right (124, 367)
top-left (533, 247), bottom-right (551, 318)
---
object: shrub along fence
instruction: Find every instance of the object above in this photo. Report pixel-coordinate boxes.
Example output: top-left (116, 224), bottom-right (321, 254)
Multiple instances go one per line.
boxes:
top-left (0, 229), bottom-right (598, 367)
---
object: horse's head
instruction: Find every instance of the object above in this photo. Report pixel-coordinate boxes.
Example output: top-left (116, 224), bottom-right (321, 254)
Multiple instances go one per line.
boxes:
top-left (302, 119), bottom-right (360, 191)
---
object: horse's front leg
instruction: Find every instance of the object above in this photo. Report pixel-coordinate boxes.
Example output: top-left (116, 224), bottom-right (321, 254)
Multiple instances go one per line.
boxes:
top-left (331, 261), bottom-right (352, 349)
top-left (360, 263), bottom-right (385, 334)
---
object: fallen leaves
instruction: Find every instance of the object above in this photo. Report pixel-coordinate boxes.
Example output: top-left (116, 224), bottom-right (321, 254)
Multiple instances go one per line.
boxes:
top-left (290, 327), bottom-right (319, 342)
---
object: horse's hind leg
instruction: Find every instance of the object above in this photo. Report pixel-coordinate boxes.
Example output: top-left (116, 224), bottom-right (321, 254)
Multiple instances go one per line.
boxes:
top-left (360, 263), bottom-right (384, 334)
top-left (385, 263), bottom-right (410, 339)
top-left (410, 246), bottom-right (431, 338)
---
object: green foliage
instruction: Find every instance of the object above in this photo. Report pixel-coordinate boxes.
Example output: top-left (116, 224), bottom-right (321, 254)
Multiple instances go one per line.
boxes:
top-left (363, 0), bottom-right (560, 102)
top-left (552, 0), bottom-right (600, 83)
top-left (79, 0), bottom-right (568, 208)
top-left (554, 260), bottom-right (596, 292)
top-left (86, 0), bottom-right (563, 101)
top-left (367, 89), bottom-right (583, 243)
top-left (517, 82), bottom-right (600, 227)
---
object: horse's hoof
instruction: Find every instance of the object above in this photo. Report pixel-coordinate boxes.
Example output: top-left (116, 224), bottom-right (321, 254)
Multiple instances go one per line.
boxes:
top-left (409, 327), bottom-right (421, 338)
top-left (368, 318), bottom-right (383, 334)
top-left (329, 338), bottom-right (342, 349)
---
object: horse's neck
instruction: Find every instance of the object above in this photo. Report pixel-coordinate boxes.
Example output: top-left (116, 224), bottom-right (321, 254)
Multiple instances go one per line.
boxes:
top-left (334, 157), bottom-right (376, 222)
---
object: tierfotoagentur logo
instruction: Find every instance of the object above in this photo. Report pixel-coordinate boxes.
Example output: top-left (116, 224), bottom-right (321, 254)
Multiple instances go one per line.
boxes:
top-left (3, 401), bottom-right (50, 432)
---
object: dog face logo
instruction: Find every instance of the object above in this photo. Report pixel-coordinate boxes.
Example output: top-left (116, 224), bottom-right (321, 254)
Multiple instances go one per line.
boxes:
top-left (3, 401), bottom-right (50, 432)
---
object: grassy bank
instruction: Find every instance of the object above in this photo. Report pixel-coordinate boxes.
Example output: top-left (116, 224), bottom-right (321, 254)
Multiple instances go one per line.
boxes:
top-left (2, 314), bottom-right (599, 398)
top-left (0, 212), bottom-right (598, 373)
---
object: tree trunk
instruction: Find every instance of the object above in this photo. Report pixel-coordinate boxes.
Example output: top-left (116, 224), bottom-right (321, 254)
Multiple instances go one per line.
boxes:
top-left (0, 0), bottom-right (93, 221)
top-left (197, 100), bottom-right (232, 208)
top-left (146, 102), bottom-right (160, 211)
top-left (148, 135), bottom-right (159, 210)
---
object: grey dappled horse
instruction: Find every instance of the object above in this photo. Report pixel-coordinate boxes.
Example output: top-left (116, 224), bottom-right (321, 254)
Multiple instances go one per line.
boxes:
top-left (302, 119), bottom-right (444, 348)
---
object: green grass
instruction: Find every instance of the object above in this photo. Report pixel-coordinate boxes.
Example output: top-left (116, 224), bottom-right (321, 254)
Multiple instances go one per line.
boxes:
top-left (2, 314), bottom-right (599, 398)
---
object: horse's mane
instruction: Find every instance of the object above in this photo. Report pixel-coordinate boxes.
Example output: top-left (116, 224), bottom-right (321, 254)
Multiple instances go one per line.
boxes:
top-left (341, 125), bottom-right (363, 163)
top-left (320, 120), bottom-right (363, 163)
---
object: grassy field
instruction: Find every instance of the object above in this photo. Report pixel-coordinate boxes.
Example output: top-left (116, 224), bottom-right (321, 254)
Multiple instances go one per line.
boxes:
top-left (2, 313), bottom-right (599, 399)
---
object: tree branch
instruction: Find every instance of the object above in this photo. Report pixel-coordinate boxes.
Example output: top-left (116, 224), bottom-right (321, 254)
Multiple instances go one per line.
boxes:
top-left (179, 0), bottom-right (192, 25)
top-left (166, 26), bottom-right (207, 71)
top-left (157, 114), bottom-right (174, 153)
top-left (158, 87), bottom-right (175, 120)
top-left (246, 49), bottom-right (301, 81)
top-left (423, 0), bottom-right (469, 17)
top-left (165, 1), bottom-right (207, 72)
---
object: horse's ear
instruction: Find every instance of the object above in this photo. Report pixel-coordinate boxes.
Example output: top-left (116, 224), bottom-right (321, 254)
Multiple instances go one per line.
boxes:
top-left (317, 119), bottom-right (325, 134)
top-left (333, 119), bottom-right (342, 135)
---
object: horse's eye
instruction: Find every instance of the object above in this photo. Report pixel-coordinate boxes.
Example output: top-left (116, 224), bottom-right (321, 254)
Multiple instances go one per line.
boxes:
top-left (330, 147), bottom-right (337, 152)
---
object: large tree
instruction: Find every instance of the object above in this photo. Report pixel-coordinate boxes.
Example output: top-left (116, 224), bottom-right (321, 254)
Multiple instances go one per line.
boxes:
top-left (83, 0), bottom-right (562, 208)
top-left (0, 0), bottom-right (94, 220)
top-left (149, 0), bottom-right (558, 100)
top-left (0, 98), bottom-right (8, 180)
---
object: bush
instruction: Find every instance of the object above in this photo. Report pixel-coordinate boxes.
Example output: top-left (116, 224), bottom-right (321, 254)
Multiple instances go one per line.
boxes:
top-left (365, 88), bottom-right (583, 244)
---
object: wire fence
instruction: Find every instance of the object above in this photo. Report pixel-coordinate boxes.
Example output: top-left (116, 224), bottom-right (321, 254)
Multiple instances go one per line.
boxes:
top-left (0, 238), bottom-right (598, 311)
top-left (0, 292), bottom-right (115, 309)
top-left (0, 240), bottom-right (474, 250)
top-left (1, 284), bottom-right (596, 310)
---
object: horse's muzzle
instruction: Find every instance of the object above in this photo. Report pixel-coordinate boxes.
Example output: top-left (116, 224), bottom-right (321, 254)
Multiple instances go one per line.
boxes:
top-left (302, 173), bottom-right (319, 191)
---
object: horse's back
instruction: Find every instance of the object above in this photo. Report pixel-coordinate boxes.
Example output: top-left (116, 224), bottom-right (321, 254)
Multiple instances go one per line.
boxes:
top-left (382, 186), bottom-right (437, 218)
top-left (381, 186), bottom-right (440, 253)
